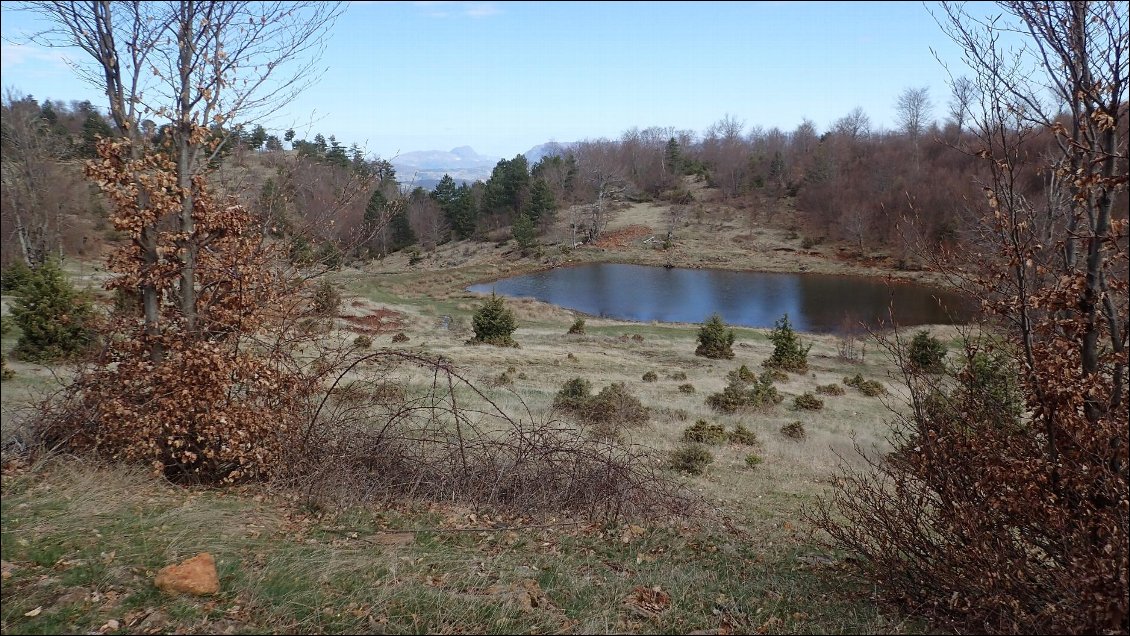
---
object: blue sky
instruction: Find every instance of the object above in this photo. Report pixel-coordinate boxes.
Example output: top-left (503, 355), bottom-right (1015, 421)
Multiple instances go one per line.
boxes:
top-left (1, 1), bottom-right (990, 159)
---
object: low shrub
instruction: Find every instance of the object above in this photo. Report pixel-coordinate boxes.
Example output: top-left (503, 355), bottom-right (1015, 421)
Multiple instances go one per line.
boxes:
top-left (728, 424), bottom-right (759, 446)
top-left (554, 379), bottom-right (649, 432)
top-left (793, 392), bottom-right (825, 410)
top-left (353, 334), bottom-right (373, 349)
top-left (311, 278), bottom-right (341, 316)
top-left (781, 421), bottom-right (807, 440)
top-left (553, 377), bottom-right (594, 413)
top-left (844, 373), bottom-right (886, 396)
top-left (678, 383), bottom-right (696, 394)
top-left (706, 373), bottom-right (782, 413)
top-left (761, 369), bottom-right (789, 383)
top-left (669, 371), bottom-right (688, 381)
top-left (391, 332), bottom-right (410, 343)
top-left (567, 317), bottom-right (586, 335)
top-left (744, 453), bottom-right (763, 468)
top-left (907, 330), bottom-right (947, 374)
top-left (682, 419), bottom-right (727, 444)
top-left (371, 381), bottom-right (408, 405)
top-left (670, 443), bottom-right (714, 475)
top-left (816, 383), bottom-right (846, 396)
top-left (642, 371), bottom-right (658, 382)
top-left (587, 382), bottom-right (649, 428)
top-left (728, 364), bottom-right (758, 383)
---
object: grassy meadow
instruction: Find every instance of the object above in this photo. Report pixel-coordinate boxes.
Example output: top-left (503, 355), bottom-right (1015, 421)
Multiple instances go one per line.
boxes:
top-left (0, 196), bottom-right (959, 634)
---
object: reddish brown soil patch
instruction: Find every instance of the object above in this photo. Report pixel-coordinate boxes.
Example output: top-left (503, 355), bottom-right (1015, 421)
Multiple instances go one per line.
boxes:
top-left (341, 309), bottom-right (405, 334)
top-left (592, 225), bottom-right (654, 249)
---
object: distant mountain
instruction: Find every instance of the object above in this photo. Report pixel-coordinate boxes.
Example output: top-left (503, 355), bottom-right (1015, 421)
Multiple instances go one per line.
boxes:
top-left (524, 141), bottom-right (577, 165)
top-left (391, 146), bottom-right (500, 188)
top-left (388, 143), bottom-right (579, 190)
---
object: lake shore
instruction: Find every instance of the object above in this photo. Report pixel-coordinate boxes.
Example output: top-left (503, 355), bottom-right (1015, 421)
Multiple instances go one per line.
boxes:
top-left (1, 194), bottom-right (951, 635)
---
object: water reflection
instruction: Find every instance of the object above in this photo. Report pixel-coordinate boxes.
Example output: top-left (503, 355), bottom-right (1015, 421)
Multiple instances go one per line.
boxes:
top-left (467, 263), bottom-right (975, 333)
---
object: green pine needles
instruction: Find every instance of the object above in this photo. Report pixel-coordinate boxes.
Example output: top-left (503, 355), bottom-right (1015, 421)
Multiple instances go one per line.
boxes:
top-left (763, 314), bottom-right (811, 373)
top-left (469, 292), bottom-right (518, 347)
top-left (9, 260), bottom-right (97, 362)
top-left (695, 313), bottom-right (735, 359)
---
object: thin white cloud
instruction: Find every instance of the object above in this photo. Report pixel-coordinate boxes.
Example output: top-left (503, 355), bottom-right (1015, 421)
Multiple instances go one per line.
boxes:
top-left (463, 3), bottom-right (500, 18)
top-left (413, 1), bottom-right (501, 19)
top-left (0, 42), bottom-right (71, 71)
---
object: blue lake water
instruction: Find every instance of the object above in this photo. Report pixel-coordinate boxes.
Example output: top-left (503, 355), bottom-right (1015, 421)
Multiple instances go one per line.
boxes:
top-left (468, 263), bottom-right (975, 333)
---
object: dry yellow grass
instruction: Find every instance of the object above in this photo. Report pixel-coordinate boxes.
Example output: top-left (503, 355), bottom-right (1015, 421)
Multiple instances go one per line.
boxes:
top-left (0, 189), bottom-right (957, 634)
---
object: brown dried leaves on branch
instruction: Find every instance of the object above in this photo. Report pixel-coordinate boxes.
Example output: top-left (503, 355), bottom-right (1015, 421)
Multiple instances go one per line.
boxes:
top-left (42, 135), bottom-right (316, 483)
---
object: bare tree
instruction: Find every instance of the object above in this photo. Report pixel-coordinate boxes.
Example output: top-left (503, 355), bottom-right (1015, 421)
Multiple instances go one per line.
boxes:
top-left (832, 107), bottom-right (872, 142)
top-left (1, 93), bottom-right (69, 267)
top-left (896, 86), bottom-right (933, 171)
top-left (572, 140), bottom-right (626, 242)
top-left (701, 114), bottom-right (747, 197)
top-left (22, 0), bottom-right (344, 358)
top-left (895, 86), bottom-right (933, 140)
top-left (946, 75), bottom-right (976, 134)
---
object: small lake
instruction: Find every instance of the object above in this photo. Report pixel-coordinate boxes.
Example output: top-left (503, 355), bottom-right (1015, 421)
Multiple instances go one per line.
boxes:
top-left (468, 263), bottom-right (975, 333)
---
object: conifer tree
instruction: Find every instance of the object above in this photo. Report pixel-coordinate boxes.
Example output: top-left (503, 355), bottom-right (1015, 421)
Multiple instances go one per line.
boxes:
top-left (511, 213), bottom-right (536, 251)
top-left (10, 260), bottom-right (96, 362)
top-left (470, 293), bottom-right (517, 347)
top-left (695, 313), bottom-right (735, 359)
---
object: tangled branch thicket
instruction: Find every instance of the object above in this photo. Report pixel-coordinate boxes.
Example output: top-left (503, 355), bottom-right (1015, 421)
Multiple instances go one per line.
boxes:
top-left (282, 351), bottom-right (699, 520)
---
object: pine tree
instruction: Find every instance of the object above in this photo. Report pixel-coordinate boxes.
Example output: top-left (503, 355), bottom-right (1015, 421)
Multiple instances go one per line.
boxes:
top-left (364, 189), bottom-right (388, 230)
top-left (389, 209), bottom-right (417, 252)
top-left (764, 314), bottom-right (811, 372)
top-left (695, 313), bottom-right (735, 359)
top-left (527, 178), bottom-right (557, 227)
top-left (248, 124), bottom-right (268, 151)
top-left (326, 135), bottom-right (349, 167)
top-left (449, 184), bottom-right (478, 239)
top-left (470, 293), bottom-right (517, 346)
top-left (511, 213), bottom-right (536, 251)
top-left (10, 260), bottom-right (97, 362)
top-left (81, 112), bottom-right (113, 158)
top-left (665, 137), bottom-right (683, 176)
top-left (432, 174), bottom-right (458, 208)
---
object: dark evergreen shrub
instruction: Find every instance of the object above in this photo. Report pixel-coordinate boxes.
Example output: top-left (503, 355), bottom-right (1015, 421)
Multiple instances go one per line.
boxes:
top-left (10, 261), bottom-right (97, 362)
top-left (695, 313), bottom-right (735, 359)
top-left (763, 314), bottom-right (811, 372)
top-left (469, 293), bottom-right (517, 347)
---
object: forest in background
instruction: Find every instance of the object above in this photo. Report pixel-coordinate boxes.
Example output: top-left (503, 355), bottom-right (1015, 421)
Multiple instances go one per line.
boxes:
top-left (0, 2), bottom-right (1125, 634)
top-left (10, 84), bottom-right (1119, 273)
